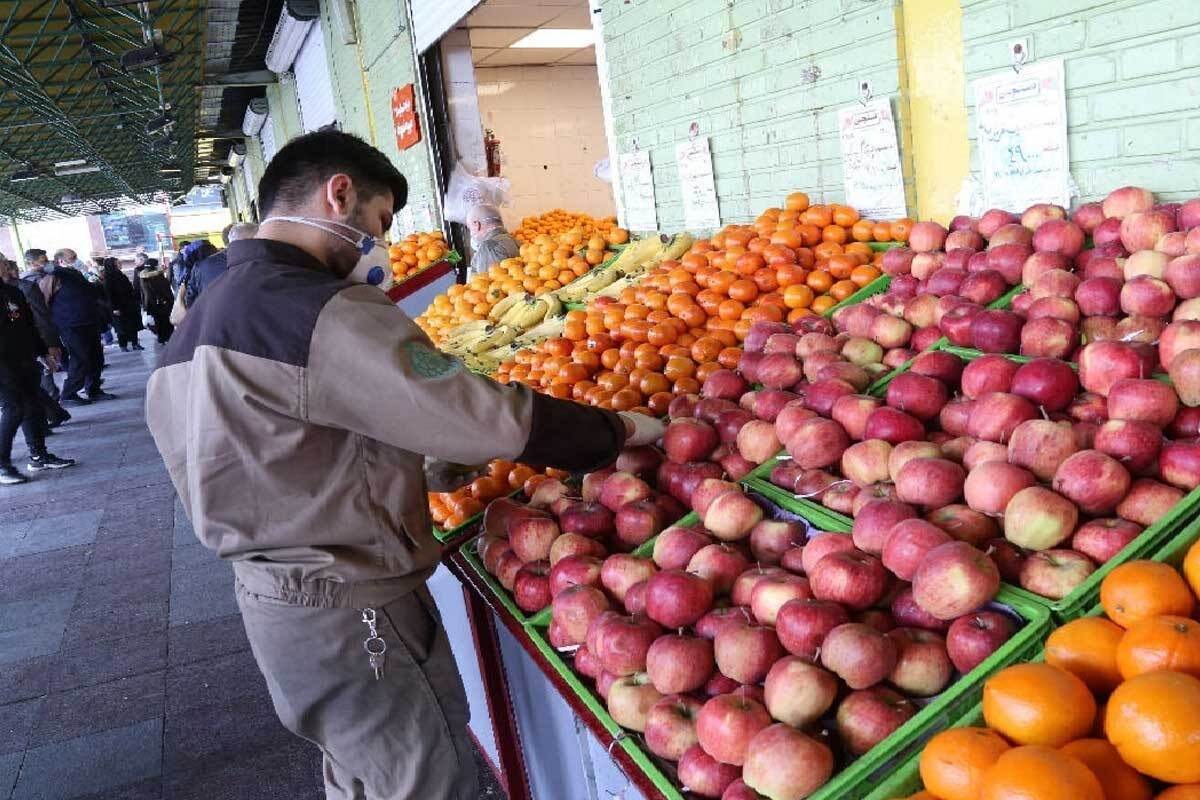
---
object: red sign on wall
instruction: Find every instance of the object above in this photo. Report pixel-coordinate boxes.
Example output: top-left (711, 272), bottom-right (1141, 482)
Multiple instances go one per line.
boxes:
top-left (391, 84), bottom-right (421, 150)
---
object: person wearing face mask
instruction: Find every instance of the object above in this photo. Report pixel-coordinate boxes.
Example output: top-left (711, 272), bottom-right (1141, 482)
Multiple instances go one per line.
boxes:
top-left (144, 129), bottom-right (664, 800)
top-left (465, 202), bottom-right (519, 277)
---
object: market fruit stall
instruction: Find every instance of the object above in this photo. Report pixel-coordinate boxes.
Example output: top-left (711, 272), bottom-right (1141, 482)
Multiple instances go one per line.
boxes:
top-left (433, 187), bottom-right (1200, 800)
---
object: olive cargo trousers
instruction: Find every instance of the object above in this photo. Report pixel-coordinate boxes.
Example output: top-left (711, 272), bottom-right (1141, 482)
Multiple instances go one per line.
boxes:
top-left (236, 581), bottom-right (480, 799)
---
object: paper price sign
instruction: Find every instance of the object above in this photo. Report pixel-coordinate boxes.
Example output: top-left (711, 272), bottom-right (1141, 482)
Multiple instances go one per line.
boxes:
top-left (838, 97), bottom-right (907, 219)
top-left (973, 59), bottom-right (1071, 211)
top-left (618, 150), bottom-right (658, 232)
top-left (675, 137), bottom-right (721, 232)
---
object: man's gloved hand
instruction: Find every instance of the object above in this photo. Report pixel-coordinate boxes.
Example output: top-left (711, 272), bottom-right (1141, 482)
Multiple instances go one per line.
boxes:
top-left (619, 411), bottom-right (665, 447)
top-left (423, 459), bottom-right (488, 492)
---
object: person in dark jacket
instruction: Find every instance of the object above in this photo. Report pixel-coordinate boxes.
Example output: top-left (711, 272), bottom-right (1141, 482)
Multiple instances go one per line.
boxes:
top-left (27, 248), bottom-right (111, 405)
top-left (0, 280), bottom-right (75, 483)
top-left (183, 222), bottom-right (258, 310)
top-left (134, 260), bottom-right (174, 344)
top-left (99, 257), bottom-right (144, 350)
top-left (6, 259), bottom-right (70, 427)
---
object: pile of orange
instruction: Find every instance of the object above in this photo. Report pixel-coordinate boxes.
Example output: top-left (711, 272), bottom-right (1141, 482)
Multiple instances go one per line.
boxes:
top-left (389, 230), bottom-right (450, 281)
top-left (416, 220), bottom-right (627, 344)
top-left (512, 209), bottom-right (622, 246)
top-left (900, 541), bottom-right (1200, 800)
top-left (429, 460), bottom-right (569, 530)
top-left (490, 192), bottom-right (896, 412)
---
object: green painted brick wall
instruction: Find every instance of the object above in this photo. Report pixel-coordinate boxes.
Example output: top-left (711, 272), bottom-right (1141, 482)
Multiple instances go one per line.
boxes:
top-left (317, 1), bottom-right (441, 225)
top-left (598, 0), bottom-right (911, 233)
top-left (266, 78), bottom-right (303, 145)
top-left (961, 0), bottom-right (1200, 202)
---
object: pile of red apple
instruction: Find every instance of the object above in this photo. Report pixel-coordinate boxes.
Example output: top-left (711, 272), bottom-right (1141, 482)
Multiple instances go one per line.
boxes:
top-left (540, 468), bottom-right (1021, 800)
top-left (829, 188), bottom-right (1200, 367)
top-left (475, 456), bottom-right (690, 613)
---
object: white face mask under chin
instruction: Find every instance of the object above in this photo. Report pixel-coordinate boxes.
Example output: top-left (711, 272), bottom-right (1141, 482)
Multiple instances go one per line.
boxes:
top-left (263, 215), bottom-right (394, 292)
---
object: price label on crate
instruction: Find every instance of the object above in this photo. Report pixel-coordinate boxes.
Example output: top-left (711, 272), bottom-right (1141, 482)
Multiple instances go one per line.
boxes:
top-left (838, 97), bottom-right (907, 220)
top-left (974, 59), bottom-right (1071, 211)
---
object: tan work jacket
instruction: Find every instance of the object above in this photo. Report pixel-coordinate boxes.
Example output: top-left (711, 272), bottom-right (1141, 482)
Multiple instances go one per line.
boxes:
top-left (146, 238), bottom-right (624, 608)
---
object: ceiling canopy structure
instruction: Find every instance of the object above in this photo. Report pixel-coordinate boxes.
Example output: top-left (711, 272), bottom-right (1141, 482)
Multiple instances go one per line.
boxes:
top-left (0, 0), bottom-right (285, 222)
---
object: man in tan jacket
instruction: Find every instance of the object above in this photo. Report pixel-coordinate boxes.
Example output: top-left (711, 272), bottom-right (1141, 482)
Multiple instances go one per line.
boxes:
top-left (145, 129), bottom-right (661, 799)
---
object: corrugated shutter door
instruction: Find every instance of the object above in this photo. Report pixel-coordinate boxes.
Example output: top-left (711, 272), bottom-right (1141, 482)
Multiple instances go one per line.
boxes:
top-left (294, 21), bottom-right (337, 132)
top-left (411, 0), bottom-right (483, 52)
top-left (260, 115), bottom-right (277, 164)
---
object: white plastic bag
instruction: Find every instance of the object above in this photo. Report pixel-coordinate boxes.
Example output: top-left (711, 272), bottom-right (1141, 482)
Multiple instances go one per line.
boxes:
top-left (443, 161), bottom-right (511, 223)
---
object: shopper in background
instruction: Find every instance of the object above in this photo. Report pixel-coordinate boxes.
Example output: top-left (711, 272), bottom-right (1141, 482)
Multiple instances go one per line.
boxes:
top-left (82, 258), bottom-right (115, 347)
top-left (168, 240), bottom-right (191, 291)
top-left (465, 202), bottom-right (519, 276)
top-left (8, 256), bottom-right (69, 428)
top-left (0, 274), bottom-right (76, 484)
top-left (145, 128), bottom-right (664, 800)
top-left (133, 257), bottom-right (174, 344)
top-left (100, 257), bottom-right (144, 351)
top-left (183, 222), bottom-right (258, 310)
top-left (169, 240), bottom-right (219, 324)
top-left (26, 248), bottom-right (109, 405)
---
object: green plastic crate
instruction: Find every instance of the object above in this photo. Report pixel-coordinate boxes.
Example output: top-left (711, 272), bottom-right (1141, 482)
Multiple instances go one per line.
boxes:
top-left (824, 274), bottom-right (892, 318)
top-left (528, 583), bottom-right (1049, 800)
top-left (867, 347), bottom-right (1200, 621)
top-left (867, 518), bottom-right (1200, 800)
top-left (742, 477), bottom-right (854, 532)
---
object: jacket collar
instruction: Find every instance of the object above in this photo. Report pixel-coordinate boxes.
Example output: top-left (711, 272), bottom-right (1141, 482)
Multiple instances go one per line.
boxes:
top-left (228, 238), bottom-right (333, 275)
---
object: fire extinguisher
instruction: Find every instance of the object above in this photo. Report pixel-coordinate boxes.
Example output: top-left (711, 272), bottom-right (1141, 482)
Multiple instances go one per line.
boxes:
top-left (484, 129), bottom-right (502, 178)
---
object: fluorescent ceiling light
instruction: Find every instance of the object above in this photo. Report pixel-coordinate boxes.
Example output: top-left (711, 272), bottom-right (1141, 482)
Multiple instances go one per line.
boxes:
top-left (511, 28), bottom-right (593, 49)
top-left (10, 168), bottom-right (39, 183)
top-left (55, 164), bottom-right (102, 176)
top-left (265, 7), bottom-right (316, 73)
top-left (54, 159), bottom-right (87, 169)
top-left (242, 98), bottom-right (269, 136)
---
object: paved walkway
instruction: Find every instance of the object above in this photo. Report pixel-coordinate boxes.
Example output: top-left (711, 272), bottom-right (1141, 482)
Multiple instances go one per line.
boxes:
top-left (0, 345), bottom-right (503, 799)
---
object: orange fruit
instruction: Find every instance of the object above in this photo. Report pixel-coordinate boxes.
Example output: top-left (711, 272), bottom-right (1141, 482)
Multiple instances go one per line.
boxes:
top-left (1060, 738), bottom-right (1153, 800)
top-left (1156, 786), bottom-right (1200, 799)
top-left (1045, 617), bottom-right (1126, 695)
top-left (1184, 538), bottom-right (1200, 598)
top-left (1101, 561), bottom-right (1196, 629)
top-left (919, 727), bottom-right (1010, 800)
top-left (983, 663), bottom-right (1096, 746)
top-left (979, 745), bottom-right (1103, 800)
top-left (1106, 671), bottom-right (1200, 784)
top-left (1117, 615), bottom-right (1200, 680)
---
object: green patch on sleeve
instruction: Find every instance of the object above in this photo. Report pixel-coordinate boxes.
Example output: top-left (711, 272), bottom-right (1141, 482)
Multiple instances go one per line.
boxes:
top-left (403, 341), bottom-right (462, 379)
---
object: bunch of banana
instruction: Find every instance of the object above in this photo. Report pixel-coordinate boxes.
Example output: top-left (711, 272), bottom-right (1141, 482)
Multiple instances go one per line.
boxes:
top-left (555, 266), bottom-right (623, 303)
top-left (487, 292), bottom-right (529, 324)
top-left (496, 293), bottom-right (563, 332)
top-left (440, 320), bottom-right (491, 354)
top-left (513, 314), bottom-right (565, 348)
top-left (468, 325), bottom-right (520, 354)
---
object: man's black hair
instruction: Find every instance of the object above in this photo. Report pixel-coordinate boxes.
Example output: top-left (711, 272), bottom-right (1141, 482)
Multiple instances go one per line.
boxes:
top-left (23, 248), bottom-right (46, 263)
top-left (258, 128), bottom-right (408, 217)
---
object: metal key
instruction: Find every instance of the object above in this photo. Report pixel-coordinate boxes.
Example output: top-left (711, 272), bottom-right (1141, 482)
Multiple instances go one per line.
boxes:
top-left (361, 608), bottom-right (388, 681)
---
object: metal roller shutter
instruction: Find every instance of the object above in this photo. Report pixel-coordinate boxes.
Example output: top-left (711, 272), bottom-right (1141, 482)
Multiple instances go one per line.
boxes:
top-left (260, 115), bottom-right (277, 164)
top-left (411, 0), bottom-right (483, 53)
top-left (294, 21), bottom-right (337, 132)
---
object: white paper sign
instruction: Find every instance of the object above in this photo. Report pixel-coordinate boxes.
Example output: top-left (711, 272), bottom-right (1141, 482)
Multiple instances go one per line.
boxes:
top-left (838, 97), bottom-right (908, 219)
top-left (675, 137), bottom-right (721, 231)
top-left (973, 59), bottom-right (1072, 211)
top-left (618, 150), bottom-right (658, 232)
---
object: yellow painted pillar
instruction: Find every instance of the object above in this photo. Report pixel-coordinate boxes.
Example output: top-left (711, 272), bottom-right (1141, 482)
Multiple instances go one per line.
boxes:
top-left (897, 0), bottom-right (970, 224)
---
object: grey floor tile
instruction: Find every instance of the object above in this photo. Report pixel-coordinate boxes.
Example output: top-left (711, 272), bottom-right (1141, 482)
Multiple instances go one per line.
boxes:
top-left (30, 671), bottom-right (164, 747)
top-left (51, 629), bottom-right (166, 692)
top-left (0, 657), bottom-right (52, 705)
top-left (12, 718), bottom-right (162, 800)
top-left (74, 777), bottom-right (162, 800)
top-left (169, 542), bottom-right (210, 571)
top-left (163, 742), bottom-right (322, 800)
top-left (165, 651), bottom-right (264, 717)
top-left (83, 537), bottom-right (171, 586)
top-left (0, 697), bottom-right (42, 755)
top-left (168, 564), bottom-right (236, 627)
top-left (0, 545), bottom-right (92, 602)
top-left (61, 597), bottom-right (168, 647)
top-left (0, 622), bottom-right (68, 666)
top-left (163, 695), bottom-right (293, 776)
top-left (0, 592), bottom-right (76, 633)
top-left (166, 615), bottom-right (249, 666)
top-left (11, 511), bottom-right (103, 558)
top-left (0, 752), bottom-right (22, 799)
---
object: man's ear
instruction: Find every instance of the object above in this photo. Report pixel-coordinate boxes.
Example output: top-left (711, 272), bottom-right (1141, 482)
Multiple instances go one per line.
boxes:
top-left (325, 173), bottom-right (354, 217)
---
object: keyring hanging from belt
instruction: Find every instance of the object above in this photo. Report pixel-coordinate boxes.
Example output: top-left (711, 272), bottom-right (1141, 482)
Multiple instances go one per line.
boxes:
top-left (361, 608), bottom-right (388, 680)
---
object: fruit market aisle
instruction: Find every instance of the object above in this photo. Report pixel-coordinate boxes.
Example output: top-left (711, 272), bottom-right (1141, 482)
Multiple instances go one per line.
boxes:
top-left (0, 350), bottom-right (503, 799)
